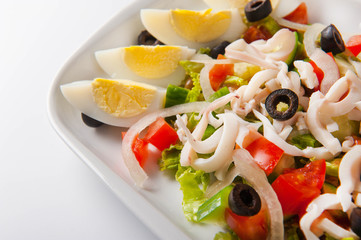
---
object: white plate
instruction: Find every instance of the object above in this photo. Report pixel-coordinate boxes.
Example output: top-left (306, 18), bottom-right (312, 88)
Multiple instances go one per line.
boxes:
top-left (47, 0), bottom-right (361, 239)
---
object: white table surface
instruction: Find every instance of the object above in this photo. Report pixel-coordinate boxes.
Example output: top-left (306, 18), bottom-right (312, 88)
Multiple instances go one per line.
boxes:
top-left (0, 1), bottom-right (159, 239)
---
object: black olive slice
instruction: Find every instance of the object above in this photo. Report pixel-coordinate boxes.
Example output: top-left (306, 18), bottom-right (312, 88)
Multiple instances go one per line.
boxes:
top-left (137, 30), bottom-right (164, 46)
top-left (81, 113), bottom-right (104, 128)
top-left (265, 89), bottom-right (299, 121)
top-left (320, 24), bottom-right (345, 55)
top-left (210, 41), bottom-right (231, 59)
top-left (245, 0), bottom-right (272, 22)
top-left (351, 207), bottom-right (361, 237)
top-left (228, 183), bottom-right (261, 216)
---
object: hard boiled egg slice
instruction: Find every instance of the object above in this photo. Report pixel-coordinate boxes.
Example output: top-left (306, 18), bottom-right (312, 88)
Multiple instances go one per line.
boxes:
top-left (60, 78), bottom-right (166, 127)
top-left (95, 45), bottom-right (196, 88)
top-left (140, 8), bottom-right (246, 49)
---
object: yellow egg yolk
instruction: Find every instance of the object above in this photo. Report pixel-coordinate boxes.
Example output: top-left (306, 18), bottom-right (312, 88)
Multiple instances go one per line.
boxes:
top-left (170, 9), bottom-right (231, 43)
top-left (123, 45), bottom-right (182, 79)
top-left (91, 78), bottom-right (157, 118)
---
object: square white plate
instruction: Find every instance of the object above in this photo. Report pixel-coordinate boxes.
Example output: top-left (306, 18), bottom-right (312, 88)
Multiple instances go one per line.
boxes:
top-left (47, 0), bottom-right (361, 239)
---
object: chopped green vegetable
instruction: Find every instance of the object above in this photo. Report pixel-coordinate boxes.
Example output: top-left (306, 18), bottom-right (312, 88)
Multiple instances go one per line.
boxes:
top-left (176, 166), bottom-right (210, 222)
top-left (202, 125), bottom-right (217, 140)
top-left (213, 231), bottom-right (239, 240)
top-left (198, 47), bottom-right (211, 55)
top-left (159, 144), bottom-right (182, 171)
top-left (325, 158), bottom-right (341, 177)
top-left (180, 60), bottom-right (204, 74)
top-left (165, 85), bottom-right (189, 108)
top-left (322, 182), bottom-right (337, 194)
top-left (290, 133), bottom-right (322, 150)
top-left (233, 62), bottom-right (261, 81)
top-left (186, 72), bottom-right (203, 102)
top-left (208, 87), bottom-right (230, 102)
top-left (331, 115), bottom-right (359, 142)
top-left (196, 185), bottom-right (233, 224)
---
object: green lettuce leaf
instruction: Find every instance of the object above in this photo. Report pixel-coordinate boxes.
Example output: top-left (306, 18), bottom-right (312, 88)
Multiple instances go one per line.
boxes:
top-left (290, 133), bottom-right (322, 150)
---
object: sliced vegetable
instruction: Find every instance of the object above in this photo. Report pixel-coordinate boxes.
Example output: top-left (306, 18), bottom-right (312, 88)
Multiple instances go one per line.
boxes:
top-left (265, 89), bottom-right (299, 121)
top-left (165, 84), bottom-right (189, 108)
top-left (320, 24), bottom-right (345, 55)
top-left (196, 185), bottom-right (233, 223)
top-left (272, 159), bottom-right (326, 216)
top-left (245, 136), bottom-right (284, 176)
top-left (81, 113), bottom-right (104, 127)
top-left (209, 55), bottom-right (234, 91)
top-left (210, 41), bottom-right (231, 59)
top-left (290, 133), bottom-right (322, 150)
top-left (245, 0), bottom-right (273, 22)
top-left (346, 35), bottom-right (361, 57)
top-left (228, 183), bottom-right (261, 217)
top-left (325, 158), bottom-right (341, 177)
top-left (159, 144), bottom-right (182, 171)
top-left (225, 207), bottom-right (268, 240)
top-left (283, 2), bottom-right (308, 24)
top-left (144, 117), bottom-right (179, 151)
top-left (243, 25), bottom-right (272, 43)
top-left (208, 86), bottom-right (230, 102)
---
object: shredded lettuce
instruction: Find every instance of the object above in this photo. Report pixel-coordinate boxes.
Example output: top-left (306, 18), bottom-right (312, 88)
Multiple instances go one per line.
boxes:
top-left (160, 144), bottom-right (210, 222)
top-left (165, 84), bottom-right (189, 108)
top-left (223, 75), bottom-right (248, 89)
top-left (180, 60), bottom-right (204, 102)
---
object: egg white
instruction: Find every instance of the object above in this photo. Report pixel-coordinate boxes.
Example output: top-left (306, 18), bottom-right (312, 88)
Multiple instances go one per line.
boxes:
top-left (140, 8), bottom-right (246, 49)
top-left (60, 80), bottom-right (166, 128)
top-left (95, 46), bottom-right (195, 88)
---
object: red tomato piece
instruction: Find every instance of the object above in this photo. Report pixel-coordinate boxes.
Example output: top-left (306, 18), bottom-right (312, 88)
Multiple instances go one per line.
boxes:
top-left (209, 55), bottom-right (234, 91)
top-left (283, 2), bottom-right (309, 24)
top-left (346, 35), bottom-right (361, 57)
top-left (132, 135), bottom-right (149, 168)
top-left (272, 159), bottom-right (326, 217)
top-left (144, 117), bottom-right (179, 151)
top-left (243, 25), bottom-right (272, 44)
top-left (225, 208), bottom-right (268, 240)
top-left (309, 60), bottom-right (324, 90)
top-left (245, 136), bottom-right (284, 176)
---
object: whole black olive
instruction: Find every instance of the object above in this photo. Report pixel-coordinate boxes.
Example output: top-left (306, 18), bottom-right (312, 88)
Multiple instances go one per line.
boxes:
top-left (210, 41), bottom-right (231, 59)
top-left (228, 183), bottom-right (261, 216)
top-left (351, 207), bottom-right (361, 237)
top-left (81, 113), bottom-right (104, 128)
top-left (320, 24), bottom-right (345, 55)
top-left (245, 0), bottom-right (272, 22)
top-left (265, 89), bottom-right (299, 121)
top-left (137, 30), bottom-right (163, 46)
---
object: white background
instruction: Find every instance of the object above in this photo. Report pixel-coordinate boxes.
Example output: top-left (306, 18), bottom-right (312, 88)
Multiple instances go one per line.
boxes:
top-left (0, 1), bottom-right (159, 239)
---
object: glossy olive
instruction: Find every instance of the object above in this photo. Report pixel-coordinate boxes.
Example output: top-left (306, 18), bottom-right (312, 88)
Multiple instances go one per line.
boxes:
top-left (210, 41), bottom-right (230, 59)
top-left (265, 89), bottom-right (299, 121)
top-left (320, 24), bottom-right (345, 55)
top-left (245, 0), bottom-right (272, 22)
top-left (81, 113), bottom-right (104, 128)
top-left (137, 30), bottom-right (163, 46)
top-left (228, 183), bottom-right (261, 216)
top-left (351, 207), bottom-right (361, 237)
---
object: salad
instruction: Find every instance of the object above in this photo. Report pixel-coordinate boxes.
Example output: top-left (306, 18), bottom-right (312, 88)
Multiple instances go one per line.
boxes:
top-left (60, 0), bottom-right (361, 239)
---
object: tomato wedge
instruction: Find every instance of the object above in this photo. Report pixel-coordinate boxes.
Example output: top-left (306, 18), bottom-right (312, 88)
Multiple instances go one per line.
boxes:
top-left (144, 117), bottom-right (179, 151)
top-left (272, 159), bottom-right (326, 217)
top-left (209, 55), bottom-right (234, 91)
top-left (225, 208), bottom-right (268, 240)
top-left (245, 136), bottom-right (284, 176)
top-left (346, 35), bottom-right (361, 57)
top-left (283, 2), bottom-right (308, 24)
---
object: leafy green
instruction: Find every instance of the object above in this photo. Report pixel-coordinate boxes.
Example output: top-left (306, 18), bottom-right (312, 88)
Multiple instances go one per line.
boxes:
top-left (198, 47), bottom-right (211, 55)
top-left (223, 75), bottom-right (248, 88)
top-left (290, 133), bottom-right (322, 150)
top-left (159, 144), bottom-right (183, 171)
top-left (325, 158), bottom-right (341, 177)
top-left (165, 85), bottom-right (189, 108)
top-left (176, 166), bottom-right (210, 222)
top-left (179, 60), bottom-right (204, 102)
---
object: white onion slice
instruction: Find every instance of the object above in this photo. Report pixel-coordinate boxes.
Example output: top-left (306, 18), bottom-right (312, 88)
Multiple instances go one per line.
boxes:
top-left (274, 17), bottom-right (309, 32)
top-left (271, 0), bottom-right (302, 18)
top-left (317, 218), bottom-right (358, 239)
top-left (122, 101), bottom-right (210, 187)
top-left (304, 23), bottom-right (326, 57)
top-left (199, 63), bottom-right (216, 101)
top-left (232, 149), bottom-right (284, 240)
